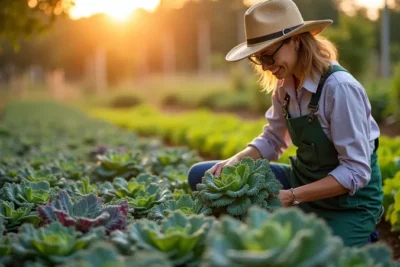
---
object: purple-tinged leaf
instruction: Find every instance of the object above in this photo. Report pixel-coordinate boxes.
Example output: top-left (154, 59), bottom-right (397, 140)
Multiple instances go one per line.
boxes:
top-left (72, 194), bottom-right (103, 218)
top-left (101, 200), bottom-right (128, 232)
top-left (76, 212), bottom-right (110, 232)
top-left (37, 205), bottom-right (57, 224)
top-left (37, 190), bottom-right (128, 233)
top-left (54, 191), bottom-right (73, 214)
top-left (53, 210), bottom-right (76, 228)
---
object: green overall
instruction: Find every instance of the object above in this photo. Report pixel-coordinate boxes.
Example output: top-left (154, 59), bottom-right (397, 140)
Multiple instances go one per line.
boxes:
top-left (282, 65), bottom-right (383, 247)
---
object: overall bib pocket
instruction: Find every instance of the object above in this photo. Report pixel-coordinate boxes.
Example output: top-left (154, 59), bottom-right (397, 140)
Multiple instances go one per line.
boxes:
top-left (297, 141), bottom-right (320, 171)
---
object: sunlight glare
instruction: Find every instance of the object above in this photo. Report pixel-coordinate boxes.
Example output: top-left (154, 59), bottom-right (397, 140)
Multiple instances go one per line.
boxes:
top-left (69, 0), bottom-right (160, 20)
top-left (245, 0), bottom-right (393, 20)
top-left (355, 0), bottom-right (384, 9)
top-left (347, 0), bottom-right (394, 20)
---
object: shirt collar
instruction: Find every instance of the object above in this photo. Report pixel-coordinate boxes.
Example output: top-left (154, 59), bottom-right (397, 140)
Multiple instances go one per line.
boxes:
top-left (280, 69), bottom-right (321, 95)
top-left (302, 74), bottom-right (320, 93)
top-left (280, 61), bottom-right (340, 94)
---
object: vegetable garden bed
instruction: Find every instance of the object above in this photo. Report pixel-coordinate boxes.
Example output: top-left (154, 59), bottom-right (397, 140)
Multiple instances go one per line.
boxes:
top-left (89, 104), bottom-right (400, 261)
top-left (0, 101), bottom-right (399, 266)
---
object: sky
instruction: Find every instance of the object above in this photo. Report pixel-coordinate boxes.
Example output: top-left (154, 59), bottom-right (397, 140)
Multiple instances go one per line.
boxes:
top-left (69, 0), bottom-right (392, 21)
top-left (69, 0), bottom-right (160, 20)
top-left (348, 0), bottom-right (393, 19)
top-left (354, 0), bottom-right (387, 9)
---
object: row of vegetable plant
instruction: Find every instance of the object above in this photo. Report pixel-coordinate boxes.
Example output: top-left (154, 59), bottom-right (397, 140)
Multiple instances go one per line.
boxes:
top-left (383, 171), bottom-right (400, 232)
top-left (88, 105), bottom-right (400, 180)
top-left (0, 101), bottom-right (398, 266)
top-left (88, 104), bottom-right (400, 232)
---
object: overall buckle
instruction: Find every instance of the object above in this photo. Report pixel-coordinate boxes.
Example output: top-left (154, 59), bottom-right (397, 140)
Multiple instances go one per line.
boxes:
top-left (307, 105), bottom-right (318, 123)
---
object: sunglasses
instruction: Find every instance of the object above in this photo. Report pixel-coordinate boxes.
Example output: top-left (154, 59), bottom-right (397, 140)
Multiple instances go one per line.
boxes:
top-left (248, 38), bottom-right (290, 65)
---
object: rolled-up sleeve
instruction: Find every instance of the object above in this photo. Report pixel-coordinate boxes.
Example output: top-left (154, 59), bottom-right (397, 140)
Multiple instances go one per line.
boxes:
top-left (327, 82), bottom-right (372, 195)
top-left (248, 89), bottom-right (291, 161)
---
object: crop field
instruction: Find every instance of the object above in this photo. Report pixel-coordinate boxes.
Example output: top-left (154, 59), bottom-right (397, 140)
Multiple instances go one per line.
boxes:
top-left (0, 101), bottom-right (400, 266)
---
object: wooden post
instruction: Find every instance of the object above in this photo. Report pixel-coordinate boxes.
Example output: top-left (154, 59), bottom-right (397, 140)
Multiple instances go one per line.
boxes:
top-left (380, 0), bottom-right (390, 78)
top-left (198, 18), bottom-right (211, 74)
top-left (46, 69), bottom-right (65, 100)
top-left (84, 55), bottom-right (94, 91)
top-left (94, 47), bottom-right (108, 94)
top-left (135, 43), bottom-right (149, 81)
top-left (163, 30), bottom-right (176, 76)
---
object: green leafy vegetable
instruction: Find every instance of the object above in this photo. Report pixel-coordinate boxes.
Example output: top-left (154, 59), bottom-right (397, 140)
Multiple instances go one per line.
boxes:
top-left (18, 167), bottom-right (67, 187)
top-left (196, 157), bottom-right (282, 216)
top-left (100, 174), bottom-right (172, 218)
top-left (92, 151), bottom-right (145, 181)
top-left (205, 206), bottom-right (343, 267)
top-left (149, 148), bottom-right (200, 175)
top-left (0, 219), bottom-right (15, 262)
top-left (339, 243), bottom-right (399, 267)
top-left (112, 211), bottom-right (213, 266)
top-left (0, 201), bottom-right (40, 231)
top-left (148, 194), bottom-right (212, 221)
top-left (67, 177), bottom-right (98, 197)
top-left (1, 180), bottom-right (56, 206)
top-left (11, 222), bottom-right (104, 265)
top-left (68, 242), bottom-right (173, 267)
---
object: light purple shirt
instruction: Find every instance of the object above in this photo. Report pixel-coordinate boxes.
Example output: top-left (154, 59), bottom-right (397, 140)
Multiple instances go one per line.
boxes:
top-left (248, 63), bottom-right (380, 195)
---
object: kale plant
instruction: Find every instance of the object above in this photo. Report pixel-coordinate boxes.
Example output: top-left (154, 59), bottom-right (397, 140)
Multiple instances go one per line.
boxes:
top-left (339, 243), bottom-right (399, 267)
top-left (0, 201), bottom-right (40, 231)
top-left (17, 167), bottom-right (67, 187)
top-left (92, 151), bottom-right (145, 181)
top-left (111, 211), bottom-right (213, 266)
top-left (205, 206), bottom-right (343, 267)
top-left (196, 157), bottom-right (282, 217)
top-left (10, 222), bottom-right (104, 265)
top-left (37, 190), bottom-right (128, 233)
top-left (67, 242), bottom-right (173, 267)
top-left (100, 174), bottom-right (171, 218)
top-left (148, 194), bottom-right (212, 221)
top-left (1, 180), bottom-right (57, 206)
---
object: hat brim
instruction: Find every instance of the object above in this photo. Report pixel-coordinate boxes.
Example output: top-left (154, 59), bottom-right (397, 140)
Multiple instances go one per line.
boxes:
top-left (225, 20), bottom-right (333, 62)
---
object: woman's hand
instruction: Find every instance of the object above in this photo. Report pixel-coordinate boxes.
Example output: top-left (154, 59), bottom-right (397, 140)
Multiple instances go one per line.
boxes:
top-left (207, 146), bottom-right (262, 177)
top-left (278, 189), bottom-right (294, 207)
top-left (207, 155), bottom-right (241, 176)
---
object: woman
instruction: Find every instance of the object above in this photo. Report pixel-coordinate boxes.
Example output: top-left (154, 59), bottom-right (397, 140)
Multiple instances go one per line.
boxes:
top-left (187, 0), bottom-right (383, 247)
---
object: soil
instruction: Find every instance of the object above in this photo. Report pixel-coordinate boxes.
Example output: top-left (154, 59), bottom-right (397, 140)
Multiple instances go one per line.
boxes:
top-left (378, 123), bottom-right (400, 138)
top-left (376, 221), bottom-right (400, 261)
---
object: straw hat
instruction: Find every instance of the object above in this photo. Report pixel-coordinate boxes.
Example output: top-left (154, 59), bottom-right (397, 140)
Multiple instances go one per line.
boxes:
top-left (226, 0), bottom-right (333, 62)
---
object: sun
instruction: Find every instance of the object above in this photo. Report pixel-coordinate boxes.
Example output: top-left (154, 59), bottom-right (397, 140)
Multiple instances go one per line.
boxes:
top-left (69, 0), bottom-right (160, 21)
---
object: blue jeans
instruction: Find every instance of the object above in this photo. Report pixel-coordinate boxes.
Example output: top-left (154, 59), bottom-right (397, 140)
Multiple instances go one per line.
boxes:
top-left (187, 160), bottom-right (379, 245)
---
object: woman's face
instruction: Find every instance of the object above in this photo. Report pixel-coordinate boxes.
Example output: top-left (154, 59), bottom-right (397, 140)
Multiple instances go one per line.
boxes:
top-left (254, 37), bottom-right (299, 79)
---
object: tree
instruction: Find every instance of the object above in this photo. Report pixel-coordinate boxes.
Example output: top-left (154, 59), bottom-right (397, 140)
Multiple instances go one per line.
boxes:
top-left (294, 0), bottom-right (339, 25)
top-left (325, 12), bottom-right (376, 80)
top-left (0, 0), bottom-right (73, 48)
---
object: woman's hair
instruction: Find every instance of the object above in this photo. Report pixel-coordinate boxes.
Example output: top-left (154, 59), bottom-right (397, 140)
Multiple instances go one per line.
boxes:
top-left (252, 32), bottom-right (338, 93)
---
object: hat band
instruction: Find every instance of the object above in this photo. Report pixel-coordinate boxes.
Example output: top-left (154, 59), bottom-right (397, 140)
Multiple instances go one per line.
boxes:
top-left (247, 23), bottom-right (304, 45)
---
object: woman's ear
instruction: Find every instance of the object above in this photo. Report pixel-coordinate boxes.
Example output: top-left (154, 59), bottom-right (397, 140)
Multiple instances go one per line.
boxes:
top-left (291, 36), bottom-right (300, 51)
top-left (291, 36), bottom-right (300, 45)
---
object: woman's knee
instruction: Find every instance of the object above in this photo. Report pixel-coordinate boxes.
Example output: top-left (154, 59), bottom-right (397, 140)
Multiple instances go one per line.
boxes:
top-left (269, 163), bottom-right (291, 189)
top-left (187, 160), bottom-right (219, 191)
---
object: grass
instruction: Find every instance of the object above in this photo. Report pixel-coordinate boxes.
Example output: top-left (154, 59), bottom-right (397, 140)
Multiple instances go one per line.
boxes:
top-left (73, 73), bottom-right (235, 110)
top-left (0, 70), bottom-right (397, 125)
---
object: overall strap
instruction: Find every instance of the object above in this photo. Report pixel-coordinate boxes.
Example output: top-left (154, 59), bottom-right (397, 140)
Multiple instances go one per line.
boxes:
top-left (282, 64), bottom-right (348, 120)
top-left (308, 65), bottom-right (348, 112)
